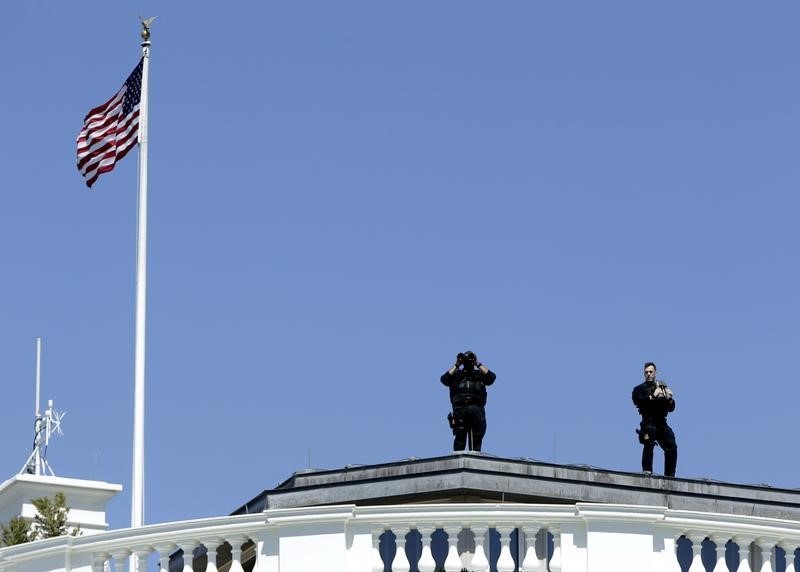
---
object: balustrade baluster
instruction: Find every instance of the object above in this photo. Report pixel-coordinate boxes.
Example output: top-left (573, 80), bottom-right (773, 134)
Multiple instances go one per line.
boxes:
top-left (444, 526), bottom-right (463, 572)
top-left (496, 526), bottom-right (515, 572)
top-left (688, 534), bottom-right (706, 572)
top-left (757, 540), bottom-right (776, 572)
top-left (203, 540), bottom-right (220, 572)
top-left (155, 544), bottom-right (176, 572)
top-left (417, 527), bottom-right (437, 572)
top-left (393, 528), bottom-right (412, 572)
top-left (711, 536), bottom-right (730, 572)
top-left (521, 524), bottom-right (542, 572)
top-left (180, 543), bottom-right (197, 572)
top-left (470, 526), bottom-right (490, 572)
top-left (228, 537), bottom-right (248, 572)
top-left (133, 549), bottom-right (151, 572)
top-left (92, 553), bottom-right (108, 572)
top-left (784, 546), bottom-right (797, 572)
top-left (373, 528), bottom-right (386, 572)
top-left (110, 550), bottom-right (130, 572)
top-left (458, 527), bottom-right (475, 572)
top-left (735, 538), bottom-right (755, 572)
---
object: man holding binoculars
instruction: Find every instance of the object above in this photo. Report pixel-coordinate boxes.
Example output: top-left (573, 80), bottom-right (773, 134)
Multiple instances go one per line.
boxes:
top-left (440, 351), bottom-right (496, 452)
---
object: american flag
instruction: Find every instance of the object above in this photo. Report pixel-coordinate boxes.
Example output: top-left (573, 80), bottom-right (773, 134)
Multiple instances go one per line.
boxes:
top-left (77, 59), bottom-right (143, 188)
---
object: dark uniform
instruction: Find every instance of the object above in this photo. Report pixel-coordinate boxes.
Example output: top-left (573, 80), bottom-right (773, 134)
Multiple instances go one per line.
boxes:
top-left (440, 366), bottom-right (496, 452)
top-left (631, 380), bottom-right (677, 476)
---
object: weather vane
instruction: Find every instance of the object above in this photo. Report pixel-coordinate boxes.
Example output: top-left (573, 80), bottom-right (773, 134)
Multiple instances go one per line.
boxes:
top-left (139, 15), bottom-right (157, 42)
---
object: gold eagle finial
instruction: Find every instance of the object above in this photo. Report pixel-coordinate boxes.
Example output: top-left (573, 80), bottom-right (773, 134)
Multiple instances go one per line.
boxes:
top-left (139, 15), bottom-right (157, 41)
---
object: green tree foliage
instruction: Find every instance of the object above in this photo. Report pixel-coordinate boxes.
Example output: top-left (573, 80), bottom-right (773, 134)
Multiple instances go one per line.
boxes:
top-left (1, 516), bottom-right (32, 546)
top-left (30, 492), bottom-right (80, 540)
top-left (1, 492), bottom-right (82, 546)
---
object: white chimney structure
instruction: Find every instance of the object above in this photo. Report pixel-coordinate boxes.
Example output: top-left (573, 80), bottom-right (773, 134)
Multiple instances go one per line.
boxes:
top-left (0, 474), bottom-right (121, 536)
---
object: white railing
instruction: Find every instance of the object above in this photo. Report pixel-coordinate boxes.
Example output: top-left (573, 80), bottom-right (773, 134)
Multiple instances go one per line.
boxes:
top-left (1, 503), bottom-right (799, 572)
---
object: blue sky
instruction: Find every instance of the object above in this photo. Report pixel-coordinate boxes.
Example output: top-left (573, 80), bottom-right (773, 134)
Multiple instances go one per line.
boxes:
top-left (1, 2), bottom-right (799, 530)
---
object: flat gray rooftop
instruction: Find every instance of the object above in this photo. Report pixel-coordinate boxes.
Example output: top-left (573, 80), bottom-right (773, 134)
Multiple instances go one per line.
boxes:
top-left (233, 453), bottom-right (800, 521)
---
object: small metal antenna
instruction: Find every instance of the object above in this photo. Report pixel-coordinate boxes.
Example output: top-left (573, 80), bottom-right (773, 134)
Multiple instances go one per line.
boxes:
top-left (35, 337), bottom-right (41, 419)
top-left (20, 338), bottom-right (66, 476)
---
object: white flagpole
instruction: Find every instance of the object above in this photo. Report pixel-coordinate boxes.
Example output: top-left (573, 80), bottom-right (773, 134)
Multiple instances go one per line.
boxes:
top-left (132, 18), bottom-right (153, 531)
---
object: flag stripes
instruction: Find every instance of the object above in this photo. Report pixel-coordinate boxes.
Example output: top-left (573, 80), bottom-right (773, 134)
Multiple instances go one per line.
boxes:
top-left (77, 58), bottom-right (143, 188)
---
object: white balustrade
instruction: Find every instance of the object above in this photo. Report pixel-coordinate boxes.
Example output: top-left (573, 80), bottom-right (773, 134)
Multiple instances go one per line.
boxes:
top-left (688, 534), bottom-right (706, 572)
top-left (458, 527), bottom-right (475, 572)
top-left (392, 528), bottom-right (412, 572)
top-left (203, 540), bottom-right (220, 572)
top-left (372, 528), bottom-right (385, 572)
top-left (785, 545), bottom-right (797, 572)
top-left (110, 550), bottom-right (130, 572)
top-left (712, 536), bottom-right (729, 572)
top-left (92, 553), bottom-right (107, 572)
top-left (443, 526), bottom-right (462, 572)
top-left (180, 543), bottom-right (197, 572)
top-left (471, 525), bottom-right (491, 572)
top-left (2, 503), bottom-right (800, 572)
top-left (757, 539), bottom-right (775, 572)
top-left (521, 524), bottom-right (542, 572)
top-left (417, 526), bottom-right (437, 572)
top-left (736, 537), bottom-right (755, 572)
top-left (155, 543), bottom-right (175, 572)
top-left (229, 537), bottom-right (248, 572)
top-left (133, 549), bottom-right (150, 572)
top-left (496, 526), bottom-right (515, 572)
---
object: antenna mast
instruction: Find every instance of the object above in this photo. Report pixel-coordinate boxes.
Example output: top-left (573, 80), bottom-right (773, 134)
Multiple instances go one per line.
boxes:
top-left (20, 338), bottom-right (65, 476)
